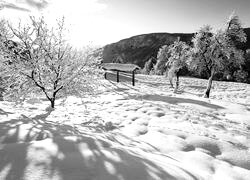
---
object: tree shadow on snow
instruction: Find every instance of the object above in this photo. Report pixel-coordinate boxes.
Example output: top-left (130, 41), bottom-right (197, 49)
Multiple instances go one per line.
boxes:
top-left (0, 107), bottom-right (200, 180)
top-left (49, 136), bottom-right (182, 180)
top-left (186, 85), bottom-right (207, 90)
top-left (0, 109), bottom-right (72, 144)
top-left (140, 81), bottom-right (171, 88)
top-left (101, 80), bottom-right (141, 98)
top-left (0, 108), bottom-right (13, 116)
top-left (129, 94), bottom-right (225, 110)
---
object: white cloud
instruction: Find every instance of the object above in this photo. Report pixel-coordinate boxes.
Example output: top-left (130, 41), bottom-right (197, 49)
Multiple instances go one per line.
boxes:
top-left (17, 0), bottom-right (48, 10)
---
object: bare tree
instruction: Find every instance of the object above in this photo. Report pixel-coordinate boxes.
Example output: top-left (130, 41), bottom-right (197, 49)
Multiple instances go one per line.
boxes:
top-left (0, 17), bottom-right (99, 108)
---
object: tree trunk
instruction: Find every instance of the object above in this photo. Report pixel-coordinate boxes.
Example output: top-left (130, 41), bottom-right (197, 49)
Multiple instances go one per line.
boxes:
top-left (168, 70), bottom-right (174, 88)
top-left (174, 71), bottom-right (180, 93)
top-left (50, 98), bottom-right (55, 108)
top-left (204, 69), bottom-right (214, 98)
top-left (117, 71), bottom-right (119, 82)
top-left (132, 71), bottom-right (135, 86)
top-left (169, 78), bottom-right (174, 88)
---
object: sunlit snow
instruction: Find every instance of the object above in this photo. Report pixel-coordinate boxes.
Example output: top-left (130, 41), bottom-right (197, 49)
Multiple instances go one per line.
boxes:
top-left (0, 75), bottom-right (250, 180)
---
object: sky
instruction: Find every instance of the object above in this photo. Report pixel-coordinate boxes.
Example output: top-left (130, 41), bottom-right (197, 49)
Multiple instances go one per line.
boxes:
top-left (0, 0), bottom-right (250, 47)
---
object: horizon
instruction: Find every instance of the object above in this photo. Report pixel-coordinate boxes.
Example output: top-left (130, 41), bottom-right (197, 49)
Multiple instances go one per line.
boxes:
top-left (0, 0), bottom-right (250, 47)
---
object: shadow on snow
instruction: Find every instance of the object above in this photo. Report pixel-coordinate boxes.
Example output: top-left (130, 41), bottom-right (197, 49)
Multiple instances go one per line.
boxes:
top-left (129, 94), bottom-right (224, 110)
top-left (0, 108), bottom-right (199, 180)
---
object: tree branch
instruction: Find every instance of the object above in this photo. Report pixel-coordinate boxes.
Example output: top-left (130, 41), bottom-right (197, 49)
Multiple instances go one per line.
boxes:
top-left (30, 70), bottom-right (51, 101)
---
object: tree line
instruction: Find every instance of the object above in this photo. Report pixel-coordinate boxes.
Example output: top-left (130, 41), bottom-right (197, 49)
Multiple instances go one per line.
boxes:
top-left (142, 13), bottom-right (248, 98)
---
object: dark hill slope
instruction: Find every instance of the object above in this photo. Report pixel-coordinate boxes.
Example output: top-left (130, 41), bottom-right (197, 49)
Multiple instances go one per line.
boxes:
top-left (102, 33), bottom-right (193, 68)
top-left (102, 28), bottom-right (250, 68)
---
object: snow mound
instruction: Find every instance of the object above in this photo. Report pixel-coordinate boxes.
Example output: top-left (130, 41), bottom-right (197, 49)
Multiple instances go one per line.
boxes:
top-left (139, 131), bottom-right (194, 153)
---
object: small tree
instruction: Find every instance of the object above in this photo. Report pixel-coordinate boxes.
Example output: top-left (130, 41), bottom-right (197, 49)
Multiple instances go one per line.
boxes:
top-left (0, 17), bottom-right (99, 108)
top-left (190, 13), bottom-right (246, 98)
top-left (167, 39), bottom-right (190, 92)
top-left (142, 57), bottom-right (155, 75)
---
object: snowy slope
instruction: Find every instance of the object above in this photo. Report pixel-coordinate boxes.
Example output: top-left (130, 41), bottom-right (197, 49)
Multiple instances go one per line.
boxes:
top-left (0, 75), bottom-right (250, 180)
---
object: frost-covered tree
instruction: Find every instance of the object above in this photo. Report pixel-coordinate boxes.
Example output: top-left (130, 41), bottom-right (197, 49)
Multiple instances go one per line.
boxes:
top-left (0, 19), bottom-right (10, 39)
top-left (190, 14), bottom-right (246, 98)
top-left (167, 39), bottom-right (190, 92)
top-left (155, 45), bottom-right (170, 75)
top-left (223, 13), bottom-right (248, 79)
top-left (0, 17), bottom-right (99, 108)
top-left (225, 13), bottom-right (246, 47)
top-left (142, 57), bottom-right (155, 75)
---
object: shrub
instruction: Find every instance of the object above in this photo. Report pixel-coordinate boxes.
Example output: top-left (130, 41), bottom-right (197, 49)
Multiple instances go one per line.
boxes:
top-left (233, 70), bottom-right (248, 83)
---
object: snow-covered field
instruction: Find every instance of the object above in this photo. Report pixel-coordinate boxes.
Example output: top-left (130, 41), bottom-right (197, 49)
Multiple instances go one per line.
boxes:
top-left (0, 74), bottom-right (250, 180)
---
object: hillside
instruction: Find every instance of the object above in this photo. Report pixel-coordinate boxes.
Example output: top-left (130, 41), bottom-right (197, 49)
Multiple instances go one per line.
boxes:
top-left (102, 28), bottom-right (250, 68)
top-left (0, 75), bottom-right (250, 179)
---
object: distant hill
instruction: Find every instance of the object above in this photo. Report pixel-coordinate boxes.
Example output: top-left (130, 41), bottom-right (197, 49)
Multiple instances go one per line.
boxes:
top-left (102, 28), bottom-right (250, 68)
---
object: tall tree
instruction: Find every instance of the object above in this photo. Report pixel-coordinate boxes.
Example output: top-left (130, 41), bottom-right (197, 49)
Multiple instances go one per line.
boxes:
top-left (155, 45), bottom-right (170, 75)
top-left (0, 17), bottom-right (99, 108)
top-left (190, 13), bottom-right (246, 98)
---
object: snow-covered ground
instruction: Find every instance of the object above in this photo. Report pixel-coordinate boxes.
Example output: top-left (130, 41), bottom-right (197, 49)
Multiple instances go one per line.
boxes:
top-left (0, 74), bottom-right (250, 180)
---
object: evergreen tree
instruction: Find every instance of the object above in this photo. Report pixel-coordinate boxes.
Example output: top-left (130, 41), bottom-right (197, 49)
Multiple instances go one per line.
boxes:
top-left (155, 45), bottom-right (170, 75)
top-left (142, 57), bottom-right (155, 75)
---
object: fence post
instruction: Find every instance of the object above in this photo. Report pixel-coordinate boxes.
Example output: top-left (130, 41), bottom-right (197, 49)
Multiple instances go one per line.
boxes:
top-left (117, 71), bottom-right (119, 82)
top-left (132, 71), bottom-right (135, 86)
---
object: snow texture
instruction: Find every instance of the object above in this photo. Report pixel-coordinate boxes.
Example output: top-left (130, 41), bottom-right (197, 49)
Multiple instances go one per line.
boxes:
top-left (0, 75), bottom-right (250, 180)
